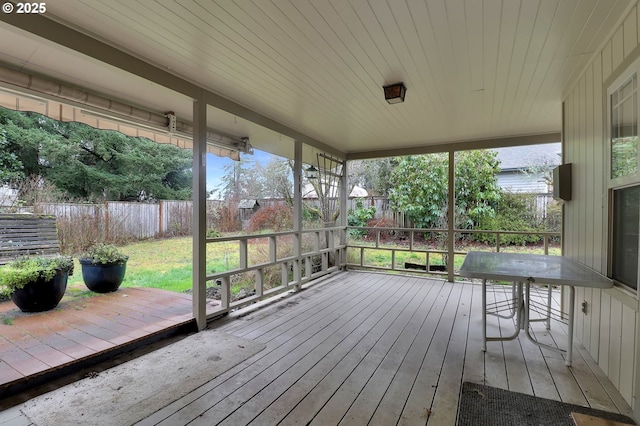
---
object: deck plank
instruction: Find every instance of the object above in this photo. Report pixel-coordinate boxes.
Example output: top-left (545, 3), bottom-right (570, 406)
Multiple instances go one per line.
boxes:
top-left (144, 273), bottom-right (392, 425)
top-left (396, 280), bottom-right (465, 425)
top-left (132, 272), bottom-right (632, 426)
top-left (223, 276), bottom-right (432, 425)
top-left (426, 281), bottom-right (474, 426)
top-left (291, 277), bottom-right (428, 425)
top-left (460, 282), bottom-right (486, 386)
top-left (366, 280), bottom-right (453, 426)
top-left (160, 274), bottom-right (418, 425)
top-left (336, 279), bottom-right (446, 425)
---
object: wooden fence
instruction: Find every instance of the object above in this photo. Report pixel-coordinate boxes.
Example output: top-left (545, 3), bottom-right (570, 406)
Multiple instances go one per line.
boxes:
top-left (34, 200), bottom-right (224, 248)
top-left (32, 193), bottom-right (555, 249)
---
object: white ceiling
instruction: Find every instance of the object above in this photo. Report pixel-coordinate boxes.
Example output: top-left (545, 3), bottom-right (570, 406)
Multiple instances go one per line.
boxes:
top-left (0, 0), bottom-right (633, 159)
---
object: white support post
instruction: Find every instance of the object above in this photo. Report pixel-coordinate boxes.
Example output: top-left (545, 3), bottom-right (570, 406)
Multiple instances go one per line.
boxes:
top-left (192, 97), bottom-right (207, 330)
top-left (340, 159), bottom-right (348, 269)
top-left (447, 150), bottom-right (455, 283)
top-left (293, 141), bottom-right (303, 290)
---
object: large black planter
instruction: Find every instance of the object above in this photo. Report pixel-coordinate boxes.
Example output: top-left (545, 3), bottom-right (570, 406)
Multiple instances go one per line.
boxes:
top-left (80, 260), bottom-right (127, 293)
top-left (11, 268), bottom-right (70, 312)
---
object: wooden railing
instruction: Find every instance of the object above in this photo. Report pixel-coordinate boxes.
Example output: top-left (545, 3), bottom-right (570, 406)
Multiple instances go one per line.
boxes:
top-left (205, 225), bottom-right (560, 316)
top-left (206, 226), bottom-right (346, 315)
top-left (346, 226), bottom-right (561, 278)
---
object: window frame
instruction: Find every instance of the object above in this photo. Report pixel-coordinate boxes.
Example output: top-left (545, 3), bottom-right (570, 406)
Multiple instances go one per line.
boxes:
top-left (607, 58), bottom-right (640, 293)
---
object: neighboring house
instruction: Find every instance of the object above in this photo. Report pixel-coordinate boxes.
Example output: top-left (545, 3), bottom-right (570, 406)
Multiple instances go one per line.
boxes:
top-left (493, 143), bottom-right (562, 193)
top-left (302, 183), bottom-right (368, 199)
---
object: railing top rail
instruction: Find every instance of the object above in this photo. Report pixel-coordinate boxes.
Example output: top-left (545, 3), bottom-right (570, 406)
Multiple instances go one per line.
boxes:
top-left (346, 225), bottom-right (560, 236)
top-left (207, 226), bottom-right (347, 243)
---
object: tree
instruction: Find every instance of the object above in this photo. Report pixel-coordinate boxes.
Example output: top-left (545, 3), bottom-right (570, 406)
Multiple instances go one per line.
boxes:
top-left (0, 130), bottom-right (24, 183)
top-left (0, 108), bottom-right (193, 202)
top-left (349, 157), bottom-right (399, 196)
top-left (258, 157), bottom-right (293, 203)
top-left (214, 157), bottom-right (262, 202)
top-left (388, 151), bottom-right (501, 229)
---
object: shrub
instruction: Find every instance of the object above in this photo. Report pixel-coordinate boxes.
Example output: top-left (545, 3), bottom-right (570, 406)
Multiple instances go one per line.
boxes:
top-left (211, 205), bottom-right (241, 232)
top-left (206, 229), bottom-right (222, 238)
top-left (80, 243), bottom-right (128, 264)
top-left (0, 255), bottom-right (74, 295)
top-left (247, 204), bottom-right (293, 233)
top-left (348, 199), bottom-right (376, 237)
top-left (366, 217), bottom-right (398, 239)
top-left (475, 192), bottom-right (546, 245)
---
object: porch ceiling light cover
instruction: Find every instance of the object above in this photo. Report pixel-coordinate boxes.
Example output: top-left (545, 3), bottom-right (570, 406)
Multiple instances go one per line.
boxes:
top-left (383, 83), bottom-right (407, 104)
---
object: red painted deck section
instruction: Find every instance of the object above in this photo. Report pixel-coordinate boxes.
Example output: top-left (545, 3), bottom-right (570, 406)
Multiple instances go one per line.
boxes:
top-left (0, 287), bottom-right (194, 390)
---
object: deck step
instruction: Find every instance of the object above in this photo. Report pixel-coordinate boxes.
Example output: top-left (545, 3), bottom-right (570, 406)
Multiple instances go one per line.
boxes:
top-left (572, 412), bottom-right (636, 426)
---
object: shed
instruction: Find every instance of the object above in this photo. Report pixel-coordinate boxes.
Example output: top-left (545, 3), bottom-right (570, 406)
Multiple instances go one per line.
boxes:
top-left (238, 199), bottom-right (260, 225)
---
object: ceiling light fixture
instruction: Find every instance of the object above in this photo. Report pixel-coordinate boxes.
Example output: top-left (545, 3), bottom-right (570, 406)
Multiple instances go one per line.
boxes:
top-left (383, 82), bottom-right (407, 104)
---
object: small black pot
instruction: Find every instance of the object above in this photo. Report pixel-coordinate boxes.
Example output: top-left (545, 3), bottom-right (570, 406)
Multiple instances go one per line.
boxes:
top-left (80, 259), bottom-right (127, 293)
top-left (11, 268), bottom-right (70, 312)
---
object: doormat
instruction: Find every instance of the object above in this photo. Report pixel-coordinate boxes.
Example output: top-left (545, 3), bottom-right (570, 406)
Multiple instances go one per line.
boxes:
top-left (20, 330), bottom-right (265, 426)
top-left (457, 382), bottom-right (635, 426)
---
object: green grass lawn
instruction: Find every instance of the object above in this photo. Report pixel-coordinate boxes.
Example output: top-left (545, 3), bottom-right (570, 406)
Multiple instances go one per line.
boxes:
top-left (66, 235), bottom-right (562, 297)
top-left (346, 239), bottom-right (561, 271)
top-left (67, 237), bottom-right (238, 294)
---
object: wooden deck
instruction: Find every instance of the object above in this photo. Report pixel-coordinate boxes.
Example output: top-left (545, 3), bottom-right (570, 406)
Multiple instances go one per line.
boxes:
top-left (135, 271), bottom-right (633, 425)
top-left (0, 287), bottom-right (196, 402)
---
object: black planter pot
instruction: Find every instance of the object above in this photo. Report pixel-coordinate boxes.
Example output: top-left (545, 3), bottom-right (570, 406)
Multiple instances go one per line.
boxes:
top-left (80, 259), bottom-right (127, 293)
top-left (429, 264), bottom-right (447, 272)
top-left (11, 268), bottom-right (70, 312)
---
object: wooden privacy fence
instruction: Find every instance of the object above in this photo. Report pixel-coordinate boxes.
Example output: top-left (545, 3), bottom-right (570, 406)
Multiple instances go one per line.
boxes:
top-left (0, 214), bottom-right (60, 264)
top-left (31, 194), bottom-right (555, 250)
top-left (34, 200), bottom-right (224, 249)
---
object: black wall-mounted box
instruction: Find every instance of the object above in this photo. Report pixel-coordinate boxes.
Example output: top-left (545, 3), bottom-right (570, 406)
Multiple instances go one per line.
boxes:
top-left (553, 163), bottom-right (572, 201)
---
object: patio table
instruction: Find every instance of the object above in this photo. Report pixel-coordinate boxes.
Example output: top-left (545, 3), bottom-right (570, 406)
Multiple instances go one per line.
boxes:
top-left (459, 251), bottom-right (613, 366)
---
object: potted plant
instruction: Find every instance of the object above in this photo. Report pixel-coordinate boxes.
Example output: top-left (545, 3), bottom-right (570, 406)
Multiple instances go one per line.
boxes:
top-left (0, 255), bottom-right (74, 312)
top-left (79, 243), bottom-right (129, 293)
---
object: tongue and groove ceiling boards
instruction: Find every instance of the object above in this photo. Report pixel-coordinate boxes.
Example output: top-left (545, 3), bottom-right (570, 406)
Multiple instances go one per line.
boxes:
top-left (0, 0), bottom-right (633, 159)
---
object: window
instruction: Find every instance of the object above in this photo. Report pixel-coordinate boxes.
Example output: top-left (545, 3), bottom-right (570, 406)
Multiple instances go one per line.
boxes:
top-left (610, 74), bottom-right (638, 179)
top-left (608, 66), bottom-right (640, 291)
top-left (611, 186), bottom-right (639, 290)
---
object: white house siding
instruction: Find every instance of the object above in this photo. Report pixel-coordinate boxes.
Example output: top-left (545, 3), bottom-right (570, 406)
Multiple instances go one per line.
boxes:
top-left (496, 171), bottom-right (549, 193)
top-left (563, 2), bottom-right (640, 414)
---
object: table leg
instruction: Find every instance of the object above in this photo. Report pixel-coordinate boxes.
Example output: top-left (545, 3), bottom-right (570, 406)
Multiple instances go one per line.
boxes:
top-left (546, 284), bottom-right (552, 330)
top-left (517, 281), bottom-right (524, 330)
top-left (566, 286), bottom-right (575, 367)
top-left (482, 279), bottom-right (487, 352)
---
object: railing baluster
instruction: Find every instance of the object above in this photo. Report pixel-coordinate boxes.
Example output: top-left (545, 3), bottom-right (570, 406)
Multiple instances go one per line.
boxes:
top-left (240, 239), bottom-right (248, 269)
top-left (256, 268), bottom-right (263, 297)
top-left (544, 234), bottom-right (549, 255)
top-left (269, 236), bottom-right (277, 263)
top-left (343, 226), bottom-right (561, 279)
top-left (221, 276), bottom-right (230, 309)
top-left (281, 262), bottom-right (289, 287)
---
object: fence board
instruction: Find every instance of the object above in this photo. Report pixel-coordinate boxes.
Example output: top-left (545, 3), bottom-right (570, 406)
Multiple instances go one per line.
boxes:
top-left (29, 194), bottom-right (555, 248)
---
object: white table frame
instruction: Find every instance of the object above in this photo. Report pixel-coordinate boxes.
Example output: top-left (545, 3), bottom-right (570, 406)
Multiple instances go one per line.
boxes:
top-left (459, 251), bottom-right (613, 366)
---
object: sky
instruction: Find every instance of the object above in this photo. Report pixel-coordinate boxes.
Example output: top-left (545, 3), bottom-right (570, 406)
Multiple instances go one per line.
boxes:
top-left (206, 149), bottom-right (274, 194)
